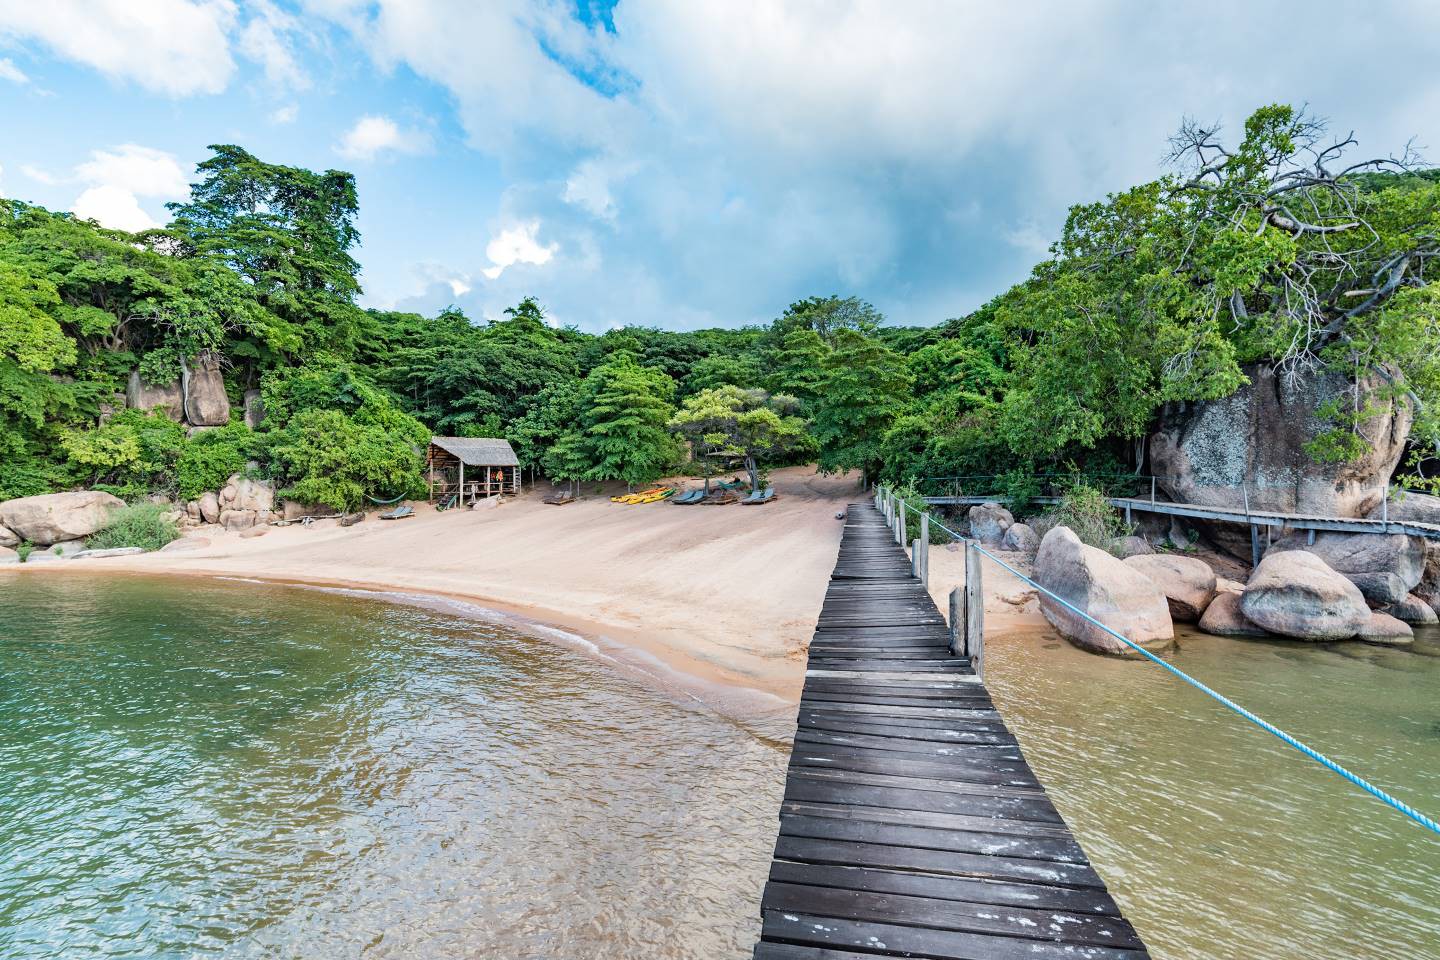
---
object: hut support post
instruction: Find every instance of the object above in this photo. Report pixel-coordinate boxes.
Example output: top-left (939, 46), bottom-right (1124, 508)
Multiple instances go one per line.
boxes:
top-left (459, 461), bottom-right (465, 506)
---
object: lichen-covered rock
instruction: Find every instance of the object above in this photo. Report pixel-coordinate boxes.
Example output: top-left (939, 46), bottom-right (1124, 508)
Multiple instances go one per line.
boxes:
top-left (1384, 594), bottom-right (1439, 625)
top-left (1122, 553), bottom-right (1218, 622)
top-left (1151, 363), bottom-right (1411, 522)
top-left (1240, 551), bottom-right (1370, 640)
top-left (243, 389), bottom-right (266, 429)
top-left (1355, 611), bottom-right (1414, 646)
top-left (1197, 591), bottom-right (1268, 637)
top-left (1001, 522), bottom-right (1039, 553)
top-left (0, 491), bottom-right (124, 546)
top-left (0, 524), bottom-right (17, 548)
top-left (968, 502), bottom-right (1014, 544)
top-left (1034, 526), bottom-right (1174, 656)
top-left (1117, 535), bottom-right (1154, 558)
top-left (183, 357), bottom-right (231, 426)
top-left (125, 371), bottom-right (183, 421)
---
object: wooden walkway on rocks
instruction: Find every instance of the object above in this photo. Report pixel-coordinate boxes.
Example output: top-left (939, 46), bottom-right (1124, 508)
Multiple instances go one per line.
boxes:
top-left (752, 500), bottom-right (1149, 959)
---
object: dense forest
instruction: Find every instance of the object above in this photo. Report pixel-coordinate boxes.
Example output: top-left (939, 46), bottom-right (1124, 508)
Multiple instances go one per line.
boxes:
top-left (3, 105), bottom-right (1438, 511)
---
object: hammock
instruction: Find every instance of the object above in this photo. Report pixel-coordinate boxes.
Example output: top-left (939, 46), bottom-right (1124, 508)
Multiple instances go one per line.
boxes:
top-left (365, 492), bottom-right (408, 505)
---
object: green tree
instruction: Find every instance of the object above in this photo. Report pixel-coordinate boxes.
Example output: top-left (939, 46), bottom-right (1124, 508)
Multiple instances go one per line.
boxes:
top-left (576, 352), bottom-right (679, 486)
top-left (812, 329), bottom-right (913, 480)
top-left (772, 295), bottom-right (883, 345)
top-left (670, 385), bottom-right (810, 492)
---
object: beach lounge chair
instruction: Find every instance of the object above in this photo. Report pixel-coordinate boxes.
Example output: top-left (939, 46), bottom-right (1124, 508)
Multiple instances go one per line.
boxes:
top-left (671, 488), bottom-right (703, 504)
top-left (380, 504), bottom-right (415, 520)
top-left (543, 489), bottom-right (576, 505)
top-left (740, 487), bottom-right (776, 505)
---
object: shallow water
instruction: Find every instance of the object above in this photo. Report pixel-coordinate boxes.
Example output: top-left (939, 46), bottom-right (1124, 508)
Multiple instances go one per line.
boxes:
top-left (0, 574), bottom-right (786, 959)
top-left (986, 623), bottom-right (1440, 959)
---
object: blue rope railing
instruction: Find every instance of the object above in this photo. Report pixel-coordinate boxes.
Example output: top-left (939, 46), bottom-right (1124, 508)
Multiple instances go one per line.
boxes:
top-left (880, 488), bottom-right (1440, 838)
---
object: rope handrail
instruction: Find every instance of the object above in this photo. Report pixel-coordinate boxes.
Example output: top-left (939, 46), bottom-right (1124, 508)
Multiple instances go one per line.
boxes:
top-left (881, 487), bottom-right (1440, 838)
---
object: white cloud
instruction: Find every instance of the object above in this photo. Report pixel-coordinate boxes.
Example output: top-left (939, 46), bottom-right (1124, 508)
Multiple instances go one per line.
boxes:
top-left (20, 164), bottom-right (59, 185)
top-left (0, 56), bottom-right (27, 83)
top-left (238, 0), bottom-right (310, 90)
top-left (335, 114), bottom-right (430, 160)
top-left (0, 0), bottom-right (237, 96)
top-left (67, 144), bottom-right (189, 232)
top-left (270, 103), bottom-right (300, 124)
top-left (71, 185), bottom-right (159, 232)
top-left (481, 221), bottom-right (556, 279)
top-left (562, 158), bottom-right (636, 220)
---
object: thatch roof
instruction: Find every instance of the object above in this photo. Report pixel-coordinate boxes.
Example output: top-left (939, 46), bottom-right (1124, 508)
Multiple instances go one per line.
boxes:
top-left (429, 436), bottom-right (519, 467)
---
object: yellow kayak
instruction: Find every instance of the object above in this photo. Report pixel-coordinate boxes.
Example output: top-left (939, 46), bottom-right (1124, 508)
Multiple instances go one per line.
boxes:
top-left (611, 487), bottom-right (667, 504)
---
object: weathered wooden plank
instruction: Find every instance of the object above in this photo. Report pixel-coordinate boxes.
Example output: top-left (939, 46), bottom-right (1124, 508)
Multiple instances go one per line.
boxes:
top-left (760, 911), bottom-right (1147, 959)
top-left (771, 836), bottom-right (1105, 888)
top-left (784, 775), bottom-right (1062, 824)
top-left (779, 813), bottom-right (1086, 864)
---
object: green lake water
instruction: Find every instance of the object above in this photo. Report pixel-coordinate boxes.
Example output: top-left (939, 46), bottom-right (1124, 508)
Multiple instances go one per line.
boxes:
top-left (2, 573), bottom-right (1438, 958)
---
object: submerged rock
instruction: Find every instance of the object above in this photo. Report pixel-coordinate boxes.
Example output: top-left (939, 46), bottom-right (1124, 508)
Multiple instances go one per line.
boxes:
top-left (1240, 551), bottom-right (1370, 640)
top-left (1122, 553), bottom-right (1218, 622)
top-left (1197, 591), bottom-right (1269, 637)
top-left (1034, 526), bottom-right (1174, 656)
top-left (1355, 611), bottom-right (1414, 646)
top-left (968, 502), bottom-right (1013, 544)
top-left (0, 491), bottom-right (123, 546)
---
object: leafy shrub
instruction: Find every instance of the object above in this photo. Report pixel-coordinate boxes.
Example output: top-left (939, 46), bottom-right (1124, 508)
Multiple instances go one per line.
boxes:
top-left (16, 541), bottom-right (34, 562)
top-left (177, 422), bottom-right (259, 500)
top-left (0, 456), bottom-right (64, 501)
top-left (61, 409), bottom-right (187, 495)
top-left (85, 502), bottom-right (179, 552)
top-left (1032, 481), bottom-right (1131, 555)
top-left (890, 479), bottom-right (954, 545)
top-left (268, 408), bottom-right (424, 511)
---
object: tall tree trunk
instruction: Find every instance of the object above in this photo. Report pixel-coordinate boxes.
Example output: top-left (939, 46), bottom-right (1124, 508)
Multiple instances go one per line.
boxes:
top-left (745, 456), bottom-right (760, 492)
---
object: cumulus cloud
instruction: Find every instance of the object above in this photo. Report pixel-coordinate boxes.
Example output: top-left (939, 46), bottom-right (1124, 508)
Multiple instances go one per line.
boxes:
top-left (20, 164), bottom-right (58, 186)
top-left (481, 221), bottom-right (557, 279)
top-left (0, 56), bottom-right (27, 83)
top-left (238, 0), bottom-right (310, 90)
top-left (0, 0), bottom-right (237, 96)
top-left (335, 114), bottom-right (431, 160)
top-left (68, 144), bottom-right (189, 232)
top-left (312, 2), bottom-right (1440, 328)
top-left (270, 103), bottom-right (300, 124)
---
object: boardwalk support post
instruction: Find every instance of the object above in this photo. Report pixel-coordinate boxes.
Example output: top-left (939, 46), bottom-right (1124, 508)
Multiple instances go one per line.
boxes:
top-left (949, 587), bottom-right (963, 657)
top-left (965, 541), bottom-right (984, 678)
top-left (1250, 524), bottom-right (1261, 570)
top-left (919, 512), bottom-right (930, 587)
top-left (912, 538), bottom-right (923, 579)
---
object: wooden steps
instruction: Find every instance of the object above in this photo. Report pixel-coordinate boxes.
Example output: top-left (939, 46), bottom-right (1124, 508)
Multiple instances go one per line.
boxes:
top-left (753, 500), bottom-right (1148, 959)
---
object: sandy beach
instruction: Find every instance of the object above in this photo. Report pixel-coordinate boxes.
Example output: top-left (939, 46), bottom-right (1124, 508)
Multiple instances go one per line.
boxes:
top-left (9, 466), bottom-right (1049, 717)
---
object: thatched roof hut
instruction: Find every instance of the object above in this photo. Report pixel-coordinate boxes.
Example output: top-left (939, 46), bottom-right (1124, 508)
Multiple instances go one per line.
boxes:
top-left (426, 437), bottom-right (520, 503)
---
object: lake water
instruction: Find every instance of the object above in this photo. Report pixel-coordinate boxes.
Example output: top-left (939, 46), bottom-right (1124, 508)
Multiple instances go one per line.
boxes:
top-left (0, 574), bottom-right (787, 959)
top-left (2, 574), bottom-right (1438, 959)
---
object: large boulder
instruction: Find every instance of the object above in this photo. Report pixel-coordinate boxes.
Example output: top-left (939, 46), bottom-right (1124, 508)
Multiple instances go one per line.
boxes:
top-left (1384, 594), bottom-right (1439, 625)
top-left (968, 502), bottom-right (1014, 544)
top-left (1122, 553), bottom-right (1218, 622)
top-left (219, 509), bottom-right (259, 531)
top-left (1240, 551), bottom-right (1371, 640)
top-left (1268, 531), bottom-right (1426, 606)
top-left (1355, 611), bottom-right (1414, 646)
top-left (1116, 535), bottom-right (1154, 558)
top-left (1001, 522), bottom-right (1039, 553)
top-left (0, 491), bottom-right (123, 546)
top-left (1150, 363), bottom-right (1411, 521)
top-left (0, 524), bottom-right (17, 548)
top-left (1412, 541), bottom-right (1440, 616)
top-left (243, 389), bottom-right (266, 429)
top-left (198, 492), bottom-right (221, 524)
top-left (1197, 591), bottom-right (1269, 637)
top-left (218, 474), bottom-right (274, 515)
top-left (183, 357), bottom-right (231, 426)
top-left (125, 371), bottom-right (184, 421)
top-left (282, 501), bottom-right (339, 521)
top-left (1034, 526), bottom-right (1174, 656)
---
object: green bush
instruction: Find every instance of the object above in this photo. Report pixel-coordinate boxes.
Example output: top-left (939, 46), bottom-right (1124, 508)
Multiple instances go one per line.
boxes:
top-left (890, 480), bottom-right (954, 545)
top-left (268, 408), bottom-right (424, 511)
top-left (177, 422), bottom-right (259, 500)
top-left (1033, 481), bottom-right (1130, 555)
top-left (16, 541), bottom-right (34, 562)
top-left (61, 409), bottom-right (187, 495)
top-left (85, 502), bottom-right (179, 552)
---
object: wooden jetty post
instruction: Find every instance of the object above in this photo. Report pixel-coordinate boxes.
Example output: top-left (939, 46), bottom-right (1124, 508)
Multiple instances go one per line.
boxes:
top-left (965, 541), bottom-right (984, 679)
top-left (896, 505), bottom-right (907, 547)
top-left (754, 499), bottom-right (1146, 958)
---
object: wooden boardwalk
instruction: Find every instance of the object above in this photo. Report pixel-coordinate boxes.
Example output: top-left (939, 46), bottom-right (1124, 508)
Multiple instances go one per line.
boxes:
top-left (753, 501), bottom-right (1149, 959)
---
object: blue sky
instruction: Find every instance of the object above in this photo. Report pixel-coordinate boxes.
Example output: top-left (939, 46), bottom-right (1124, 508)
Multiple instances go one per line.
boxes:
top-left (3, 2), bottom-right (1439, 332)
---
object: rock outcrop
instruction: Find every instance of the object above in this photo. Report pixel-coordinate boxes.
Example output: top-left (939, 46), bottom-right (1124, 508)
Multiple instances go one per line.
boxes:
top-left (1122, 553), bottom-right (1218, 621)
top-left (0, 491), bottom-right (124, 546)
top-left (1150, 363), bottom-right (1411, 521)
top-left (1384, 594), bottom-right (1439, 625)
top-left (214, 474), bottom-right (275, 530)
top-left (198, 492), bottom-right (221, 524)
top-left (1240, 551), bottom-right (1371, 640)
top-left (1034, 526), bottom-right (1174, 656)
top-left (125, 371), bottom-right (184, 421)
top-left (1001, 522), bottom-right (1039, 553)
top-left (243, 389), bottom-right (266, 429)
top-left (1268, 531), bottom-right (1426, 606)
top-left (968, 502), bottom-right (1014, 544)
top-left (0, 524), bottom-right (17, 548)
top-left (1197, 591), bottom-right (1269, 637)
top-left (183, 357), bottom-right (231, 426)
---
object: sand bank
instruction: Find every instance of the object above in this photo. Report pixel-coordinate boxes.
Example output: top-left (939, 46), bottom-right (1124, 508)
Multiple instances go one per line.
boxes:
top-left (9, 467), bottom-right (1050, 716)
